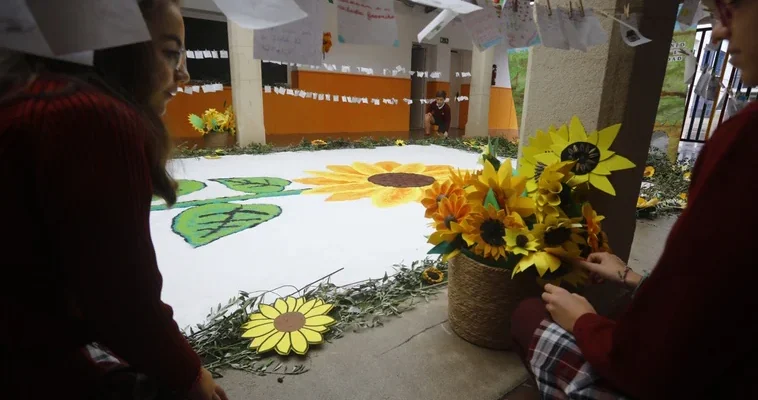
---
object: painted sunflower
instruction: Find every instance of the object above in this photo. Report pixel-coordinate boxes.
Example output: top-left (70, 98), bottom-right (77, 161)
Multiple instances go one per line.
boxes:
top-left (582, 203), bottom-right (610, 253)
top-left (242, 297), bottom-right (335, 356)
top-left (643, 166), bottom-right (655, 178)
top-left (421, 267), bottom-right (445, 284)
top-left (534, 117), bottom-right (636, 196)
top-left (519, 126), bottom-right (560, 193)
top-left (395, 139), bottom-right (406, 146)
top-left (461, 205), bottom-right (512, 260)
top-left (534, 161), bottom-right (575, 221)
top-left (532, 215), bottom-right (584, 259)
top-left (468, 159), bottom-right (535, 218)
top-left (421, 180), bottom-right (465, 218)
top-left (295, 161), bottom-right (451, 208)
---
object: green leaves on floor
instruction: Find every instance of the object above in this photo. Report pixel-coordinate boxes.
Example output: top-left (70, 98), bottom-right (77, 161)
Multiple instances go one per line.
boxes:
top-left (173, 203), bottom-right (281, 247)
top-left (210, 177), bottom-right (290, 194)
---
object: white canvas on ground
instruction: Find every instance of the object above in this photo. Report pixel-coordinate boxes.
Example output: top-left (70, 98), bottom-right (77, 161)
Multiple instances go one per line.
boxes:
top-left (534, 4), bottom-right (569, 50)
top-left (460, 0), bottom-right (504, 51)
top-left (253, 0), bottom-right (324, 65)
top-left (337, 0), bottom-right (398, 47)
top-left (212, 0), bottom-right (307, 30)
top-left (502, 0), bottom-right (541, 49)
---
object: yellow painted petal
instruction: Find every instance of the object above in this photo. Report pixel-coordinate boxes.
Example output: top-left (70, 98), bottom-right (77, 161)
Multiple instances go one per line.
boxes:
top-left (371, 187), bottom-right (421, 208)
top-left (550, 127), bottom-right (570, 147)
top-left (295, 297), bottom-right (305, 310)
top-left (394, 163), bottom-right (426, 174)
top-left (242, 322), bottom-right (275, 338)
top-left (305, 315), bottom-right (336, 327)
top-left (285, 297), bottom-right (297, 312)
top-left (534, 152), bottom-right (560, 165)
top-left (375, 161), bottom-right (401, 171)
top-left (592, 163), bottom-right (612, 175)
top-left (600, 148), bottom-right (616, 161)
top-left (596, 124), bottom-right (621, 150)
top-left (589, 174), bottom-right (616, 195)
top-left (274, 298), bottom-right (288, 314)
top-left (300, 328), bottom-right (324, 343)
top-left (326, 165), bottom-right (362, 175)
top-left (314, 299), bottom-right (324, 306)
top-left (294, 177), bottom-right (352, 186)
top-left (569, 116), bottom-right (588, 142)
top-left (257, 331), bottom-right (285, 353)
top-left (307, 182), bottom-right (375, 194)
top-left (290, 330), bottom-right (309, 355)
top-left (247, 313), bottom-right (267, 321)
top-left (603, 155), bottom-right (636, 171)
top-left (304, 304), bottom-right (333, 318)
top-left (305, 324), bottom-right (328, 333)
top-left (249, 330), bottom-right (276, 349)
top-left (275, 332), bottom-right (292, 355)
top-left (258, 304), bottom-right (280, 319)
top-left (300, 170), bottom-right (367, 181)
top-left (325, 188), bottom-right (377, 202)
top-left (298, 299), bottom-right (318, 315)
top-left (242, 318), bottom-right (274, 329)
top-left (586, 130), bottom-right (599, 146)
top-left (351, 162), bottom-right (386, 175)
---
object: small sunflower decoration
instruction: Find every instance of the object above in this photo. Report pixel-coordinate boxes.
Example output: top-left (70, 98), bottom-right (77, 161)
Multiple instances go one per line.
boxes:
top-left (421, 180), bottom-right (464, 218)
top-left (678, 192), bottom-right (688, 209)
top-left (395, 139), bottom-right (406, 146)
top-left (519, 126), bottom-right (559, 194)
top-left (421, 267), bottom-right (445, 284)
top-left (311, 139), bottom-right (327, 147)
top-left (582, 203), bottom-right (610, 254)
top-left (322, 32), bottom-right (332, 59)
top-left (684, 171), bottom-right (692, 181)
top-left (188, 104), bottom-right (236, 136)
top-left (636, 197), bottom-right (659, 209)
top-left (242, 296), bottom-right (336, 356)
top-left (643, 166), bottom-right (655, 178)
top-left (468, 159), bottom-right (535, 219)
top-left (203, 149), bottom-right (226, 160)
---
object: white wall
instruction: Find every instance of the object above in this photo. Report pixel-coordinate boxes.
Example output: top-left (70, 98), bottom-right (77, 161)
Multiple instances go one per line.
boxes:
top-left (493, 44), bottom-right (512, 88)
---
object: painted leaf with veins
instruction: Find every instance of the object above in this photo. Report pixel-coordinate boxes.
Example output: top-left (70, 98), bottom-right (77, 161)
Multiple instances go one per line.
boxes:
top-left (172, 203), bottom-right (281, 247)
top-left (211, 177), bottom-right (291, 194)
top-left (177, 180), bottom-right (207, 197)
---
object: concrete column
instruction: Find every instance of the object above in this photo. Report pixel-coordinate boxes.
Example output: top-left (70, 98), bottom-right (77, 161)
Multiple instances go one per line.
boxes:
top-left (227, 21), bottom-right (266, 145)
top-left (432, 44), bottom-right (451, 82)
top-left (465, 45), bottom-right (495, 137)
top-left (518, 0), bottom-right (679, 263)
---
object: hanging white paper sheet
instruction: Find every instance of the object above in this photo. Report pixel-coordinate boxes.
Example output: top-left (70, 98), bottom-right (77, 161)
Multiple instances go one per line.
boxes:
top-left (253, 0), bottom-right (324, 65)
top-left (534, 4), bottom-right (569, 50)
top-left (460, 0), bottom-right (504, 51)
top-left (337, 0), bottom-right (399, 47)
top-left (577, 10), bottom-right (608, 48)
top-left (212, 0), bottom-right (307, 30)
top-left (677, 0), bottom-right (706, 30)
top-left (502, 0), bottom-right (541, 49)
top-left (619, 14), bottom-right (651, 47)
top-left (0, 0), bottom-right (150, 60)
top-left (410, 0), bottom-right (481, 14)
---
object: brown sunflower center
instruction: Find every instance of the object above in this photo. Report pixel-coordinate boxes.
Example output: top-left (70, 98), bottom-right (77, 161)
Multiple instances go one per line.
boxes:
top-left (560, 142), bottom-right (600, 175)
top-left (544, 227), bottom-right (572, 247)
top-left (480, 219), bottom-right (506, 246)
top-left (444, 214), bottom-right (457, 229)
top-left (368, 173), bottom-right (435, 188)
top-left (516, 234), bottom-right (530, 248)
top-left (425, 270), bottom-right (440, 281)
top-left (273, 312), bottom-right (306, 333)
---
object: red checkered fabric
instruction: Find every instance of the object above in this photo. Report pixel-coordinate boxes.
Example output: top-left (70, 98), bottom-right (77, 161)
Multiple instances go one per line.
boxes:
top-left (528, 320), bottom-right (627, 399)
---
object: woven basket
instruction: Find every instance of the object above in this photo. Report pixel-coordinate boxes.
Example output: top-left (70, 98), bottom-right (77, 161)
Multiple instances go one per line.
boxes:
top-left (448, 253), bottom-right (541, 350)
top-left (204, 132), bottom-right (230, 149)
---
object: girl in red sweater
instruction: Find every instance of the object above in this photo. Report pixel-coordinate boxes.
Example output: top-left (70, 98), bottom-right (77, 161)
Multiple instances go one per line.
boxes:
top-left (0, 1), bottom-right (226, 400)
top-left (511, 1), bottom-right (758, 398)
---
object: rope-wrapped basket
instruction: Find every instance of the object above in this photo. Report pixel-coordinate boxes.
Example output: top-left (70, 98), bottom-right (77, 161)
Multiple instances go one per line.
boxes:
top-left (448, 253), bottom-right (541, 350)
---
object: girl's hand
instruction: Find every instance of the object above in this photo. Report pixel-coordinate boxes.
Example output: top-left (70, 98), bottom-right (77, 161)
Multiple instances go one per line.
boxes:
top-left (573, 253), bottom-right (642, 289)
top-left (541, 284), bottom-right (597, 333)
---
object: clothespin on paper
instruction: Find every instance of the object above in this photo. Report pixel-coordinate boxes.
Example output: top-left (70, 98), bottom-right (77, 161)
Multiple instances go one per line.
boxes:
top-left (623, 3), bottom-right (631, 19)
top-left (578, 0), bottom-right (585, 17)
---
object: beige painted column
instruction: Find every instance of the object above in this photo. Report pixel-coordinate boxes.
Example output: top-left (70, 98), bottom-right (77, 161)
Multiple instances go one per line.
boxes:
top-left (465, 45), bottom-right (495, 137)
top-left (519, 0), bottom-right (679, 263)
top-left (227, 21), bottom-right (266, 145)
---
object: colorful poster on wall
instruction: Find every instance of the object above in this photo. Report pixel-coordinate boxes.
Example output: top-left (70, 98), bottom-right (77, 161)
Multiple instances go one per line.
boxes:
top-left (253, 0), bottom-right (324, 65)
top-left (460, 0), bottom-right (504, 51)
top-left (336, 0), bottom-right (399, 47)
top-left (508, 48), bottom-right (529, 122)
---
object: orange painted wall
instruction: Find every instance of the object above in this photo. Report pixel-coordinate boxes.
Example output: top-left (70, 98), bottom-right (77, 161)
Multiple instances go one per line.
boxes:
top-left (263, 71), bottom-right (411, 135)
top-left (426, 81), bottom-right (451, 99)
top-left (457, 84), bottom-right (518, 131)
top-left (163, 87), bottom-right (233, 141)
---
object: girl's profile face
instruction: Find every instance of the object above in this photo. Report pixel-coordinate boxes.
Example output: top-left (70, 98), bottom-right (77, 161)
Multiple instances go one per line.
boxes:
top-left (713, 0), bottom-right (758, 86)
top-left (146, 1), bottom-right (190, 115)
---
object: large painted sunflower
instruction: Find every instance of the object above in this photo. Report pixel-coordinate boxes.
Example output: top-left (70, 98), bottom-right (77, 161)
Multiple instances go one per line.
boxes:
top-left (468, 159), bottom-right (535, 218)
top-left (242, 297), bottom-right (335, 356)
top-left (532, 215), bottom-right (585, 259)
top-left (462, 205), bottom-right (511, 261)
top-left (534, 117), bottom-right (636, 196)
top-left (519, 126), bottom-right (559, 194)
top-left (421, 180), bottom-right (464, 218)
top-left (295, 161), bottom-right (451, 208)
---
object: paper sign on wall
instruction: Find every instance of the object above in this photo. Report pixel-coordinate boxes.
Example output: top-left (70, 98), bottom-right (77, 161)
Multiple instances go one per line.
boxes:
top-left (337, 0), bottom-right (399, 47)
top-left (253, 0), bottom-right (324, 65)
top-left (460, 0), bottom-right (504, 51)
top-left (501, 0), bottom-right (540, 49)
top-left (212, 0), bottom-right (307, 30)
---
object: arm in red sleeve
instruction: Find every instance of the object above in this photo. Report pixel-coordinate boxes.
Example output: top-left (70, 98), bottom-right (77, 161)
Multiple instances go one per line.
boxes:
top-left (573, 112), bottom-right (758, 399)
top-left (35, 90), bottom-right (201, 394)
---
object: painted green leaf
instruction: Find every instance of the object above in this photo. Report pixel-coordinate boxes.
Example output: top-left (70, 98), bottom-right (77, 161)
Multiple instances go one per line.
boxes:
top-left (189, 114), bottom-right (205, 131)
top-left (211, 177), bottom-right (291, 194)
top-left (428, 241), bottom-right (452, 255)
top-left (172, 203), bottom-right (281, 247)
top-left (484, 188), bottom-right (501, 210)
top-left (177, 179), bottom-right (207, 197)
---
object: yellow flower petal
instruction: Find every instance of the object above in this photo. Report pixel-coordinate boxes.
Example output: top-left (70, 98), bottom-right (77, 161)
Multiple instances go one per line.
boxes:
top-left (274, 298), bottom-right (288, 315)
top-left (371, 187), bottom-right (422, 208)
top-left (325, 188), bottom-right (377, 202)
top-left (295, 297), bottom-right (305, 310)
top-left (242, 318), bottom-right (273, 329)
top-left (596, 123), bottom-right (621, 150)
top-left (375, 161), bottom-right (401, 171)
top-left (300, 328), bottom-right (324, 344)
top-left (393, 163), bottom-right (426, 174)
top-left (242, 322), bottom-right (275, 338)
top-left (305, 315), bottom-right (336, 327)
top-left (314, 299), bottom-right (324, 306)
top-left (275, 332), bottom-right (292, 355)
top-left (569, 116), bottom-right (588, 142)
top-left (247, 313), bottom-right (267, 321)
top-left (257, 331), bottom-right (285, 353)
top-left (285, 297), bottom-right (297, 312)
top-left (298, 299), bottom-right (318, 315)
top-left (290, 330), bottom-right (309, 355)
top-left (249, 330), bottom-right (276, 349)
top-left (304, 324), bottom-right (328, 332)
top-left (603, 155), bottom-right (636, 171)
top-left (351, 162), bottom-right (386, 175)
top-left (258, 304), bottom-right (281, 319)
top-left (589, 174), bottom-right (616, 195)
top-left (326, 165), bottom-right (362, 175)
top-left (304, 304), bottom-right (333, 318)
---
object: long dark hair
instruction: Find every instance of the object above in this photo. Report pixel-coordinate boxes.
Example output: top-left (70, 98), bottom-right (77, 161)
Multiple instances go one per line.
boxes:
top-left (3, 0), bottom-right (179, 205)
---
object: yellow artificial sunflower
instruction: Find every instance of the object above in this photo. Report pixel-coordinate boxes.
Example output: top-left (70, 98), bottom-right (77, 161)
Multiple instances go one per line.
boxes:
top-left (395, 139), bottom-right (406, 146)
top-left (532, 215), bottom-right (584, 259)
top-left (678, 192), bottom-right (688, 209)
top-left (430, 193), bottom-right (471, 242)
top-left (684, 171), bottom-right (691, 181)
top-left (643, 166), bottom-right (655, 178)
top-left (537, 263), bottom-right (590, 287)
top-left (242, 297), bottom-right (336, 356)
top-left (636, 197), bottom-right (660, 209)
top-left (505, 228), bottom-right (563, 278)
top-left (468, 159), bottom-right (535, 218)
top-left (505, 228), bottom-right (539, 256)
top-left (421, 267), bottom-right (445, 284)
top-left (448, 168), bottom-right (479, 193)
top-left (295, 161), bottom-right (451, 208)
top-left (421, 180), bottom-right (464, 218)
top-left (519, 126), bottom-right (559, 193)
top-left (582, 203), bottom-right (610, 253)
top-left (534, 161), bottom-right (575, 221)
top-left (462, 205), bottom-right (510, 261)
top-left (311, 139), bottom-right (327, 147)
top-left (533, 117), bottom-right (636, 196)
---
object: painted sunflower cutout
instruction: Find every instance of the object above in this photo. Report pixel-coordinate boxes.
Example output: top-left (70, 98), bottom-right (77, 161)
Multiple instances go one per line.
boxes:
top-left (242, 297), bottom-right (336, 356)
top-left (295, 161), bottom-right (451, 208)
top-left (519, 126), bottom-right (559, 194)
top-left (421, 267), bottom-right (445, 284)
top-left (534, 117), bottom-right (636, 196)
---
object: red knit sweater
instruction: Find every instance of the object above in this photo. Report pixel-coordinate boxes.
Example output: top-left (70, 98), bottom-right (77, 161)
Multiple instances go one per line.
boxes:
top-left (573, 102), bottom-right (758, 399)
top-left (0, 76), bottom-right (200, 399)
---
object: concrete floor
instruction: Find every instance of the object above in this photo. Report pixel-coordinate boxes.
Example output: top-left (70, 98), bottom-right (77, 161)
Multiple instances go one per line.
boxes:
top-left (217, 216), bottom-right (679, 400)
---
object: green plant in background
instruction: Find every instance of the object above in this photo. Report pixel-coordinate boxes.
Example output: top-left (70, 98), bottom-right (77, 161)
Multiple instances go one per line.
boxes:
top-left (508, 48), bottom-right (529, 121)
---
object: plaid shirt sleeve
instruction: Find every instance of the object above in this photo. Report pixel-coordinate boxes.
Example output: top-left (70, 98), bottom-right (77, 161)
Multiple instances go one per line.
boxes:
top-left (528, 320), bottom-right (628, 400)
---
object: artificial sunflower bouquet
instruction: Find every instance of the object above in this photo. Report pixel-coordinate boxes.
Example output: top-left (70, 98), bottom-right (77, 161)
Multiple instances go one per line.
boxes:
top-left (421, 116), bottom-right (635, 349)
top-left (188, 103), bottom-right (236, 137)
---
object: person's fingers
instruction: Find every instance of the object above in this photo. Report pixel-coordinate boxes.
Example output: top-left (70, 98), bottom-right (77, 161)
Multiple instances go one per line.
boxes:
top-left (541, 292), bottom-right (553, 302)
top-left (215, 386), bottom-right (229, 400)
top-left (545, 303), bottom-right (556, 312)
top-left (544, 283), bottom-right (567, 295)
top-left (586, 252), bottom-right (609, 264)
top-left (573, 259), bottom-right (601, 273)
top-left (571, 293), bottom-right (585, 300)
